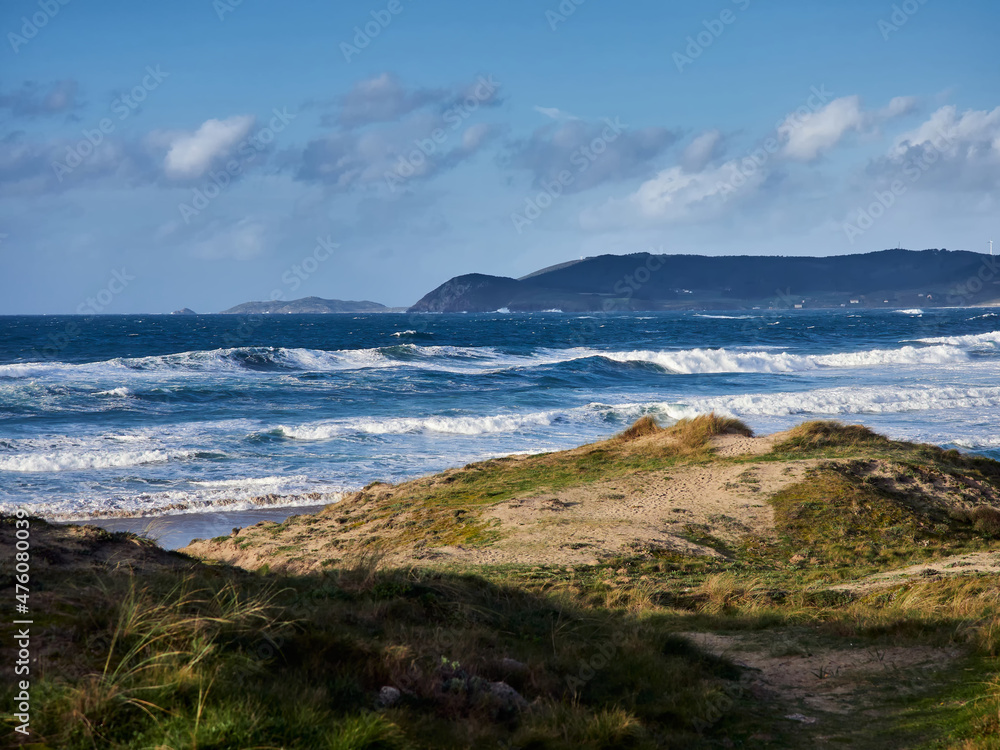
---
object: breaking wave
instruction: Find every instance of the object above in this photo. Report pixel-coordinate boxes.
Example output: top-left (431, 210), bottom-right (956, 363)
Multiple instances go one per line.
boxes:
top-left (0, 448), bottom-right (200, 473)
top-left (909, 331), bottom-right (1000, 348)
top-left (0, 338), bottom-right (986, 382)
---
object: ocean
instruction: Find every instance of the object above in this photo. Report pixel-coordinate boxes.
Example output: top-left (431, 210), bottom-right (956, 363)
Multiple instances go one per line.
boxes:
top-left (1, 309), bottom-right (998, 546)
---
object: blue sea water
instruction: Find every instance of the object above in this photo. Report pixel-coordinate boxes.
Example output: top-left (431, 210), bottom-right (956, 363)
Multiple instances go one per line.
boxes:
top-left (1, 309), bottom-right (998, 526)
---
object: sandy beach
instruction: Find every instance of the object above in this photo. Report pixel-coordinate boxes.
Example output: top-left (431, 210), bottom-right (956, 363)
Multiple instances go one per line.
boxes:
top-left (63, 504), bottom-right (329, 551)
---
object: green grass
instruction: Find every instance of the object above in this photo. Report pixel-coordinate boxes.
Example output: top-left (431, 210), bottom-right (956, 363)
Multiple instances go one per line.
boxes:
top-left (6, 417), bottom-right (1000, 747)
top-left (768, 467), bottom-right (986, 571)
top-left (770, 421), bottom-right (1000, 487)
top-left (0, 560), bottom-right (769, 749)
top-left (5, 532), bottom-right (1000, 748)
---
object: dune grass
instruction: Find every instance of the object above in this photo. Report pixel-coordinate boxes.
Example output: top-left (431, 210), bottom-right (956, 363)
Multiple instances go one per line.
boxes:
top-left (767, 468), bottom-right (984, 570)
top-left (8, 539), bottom-right (1000, 748)
top-left (2, 556), bottom-right (766, 749)
top-left (771, 420), bottom-right (1000, 484)
top-left (6, 417), bottom-right (1000, 747)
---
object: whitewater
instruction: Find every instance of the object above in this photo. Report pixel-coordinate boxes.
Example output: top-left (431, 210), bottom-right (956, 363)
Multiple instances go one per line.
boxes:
top-left (1, 309), bottom-right (998, 531)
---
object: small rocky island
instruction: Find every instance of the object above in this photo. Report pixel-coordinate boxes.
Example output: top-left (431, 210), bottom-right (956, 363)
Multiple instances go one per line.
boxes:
top-left (220, 297), bottom-right (392, 314)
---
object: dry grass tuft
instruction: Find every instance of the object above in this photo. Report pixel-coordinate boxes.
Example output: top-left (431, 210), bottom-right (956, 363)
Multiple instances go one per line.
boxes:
top-left (609, 413), bottom-right (752, 462)
top-left (773, 420), bottom-right (890, 454)
top-left (664, 413), bottom-right (753, 451)
top-left (970, 507), bottom-right (1000, 537)
top-left (614, 416), bottom-right (664, 442)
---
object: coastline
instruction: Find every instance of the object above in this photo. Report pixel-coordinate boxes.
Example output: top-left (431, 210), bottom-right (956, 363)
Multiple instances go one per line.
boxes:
top-left (7, 415), bottom-right (1000, 747)
top-left (180, 415), bottom-right (1000, 574)
top-left (48, 413), bottom-right (1000, 554)
top-left (62, 503), bottom-right (330, 550)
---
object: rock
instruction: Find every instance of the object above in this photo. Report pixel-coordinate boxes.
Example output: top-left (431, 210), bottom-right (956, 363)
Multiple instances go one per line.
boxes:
top-left (377, 686), bottom-right (401, 708)
top-left (499, 657), bottom-right (527, 674)
top-left (488, 681), bottom-right (528, 711)
top-left (171, 308), bottom-right (197, 315)
top-left (784, 713), bottom-right (818, 724)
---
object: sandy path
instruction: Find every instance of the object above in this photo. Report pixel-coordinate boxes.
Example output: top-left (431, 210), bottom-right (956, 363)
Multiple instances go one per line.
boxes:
top-left (425, 457), bottom-right (815, 566)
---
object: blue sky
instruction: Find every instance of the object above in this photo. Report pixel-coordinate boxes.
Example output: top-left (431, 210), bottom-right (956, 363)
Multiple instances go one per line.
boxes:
top-left (1, 0), bottom-right (997, 313)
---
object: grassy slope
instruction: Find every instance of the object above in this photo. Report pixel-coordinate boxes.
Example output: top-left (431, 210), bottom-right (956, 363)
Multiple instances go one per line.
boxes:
top-left (2, 416), bottom-right (1000, 748)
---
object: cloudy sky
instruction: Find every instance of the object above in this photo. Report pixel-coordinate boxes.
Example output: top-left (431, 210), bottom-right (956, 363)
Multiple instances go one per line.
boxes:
top-left (1, 0), bottom-right (997, 313)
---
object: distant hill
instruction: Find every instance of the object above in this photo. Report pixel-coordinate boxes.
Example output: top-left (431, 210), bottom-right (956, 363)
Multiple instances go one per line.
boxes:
top-left (221, 297), bottom-right (390, 314)
top-left (409, 249), bottom-right (1000, 312)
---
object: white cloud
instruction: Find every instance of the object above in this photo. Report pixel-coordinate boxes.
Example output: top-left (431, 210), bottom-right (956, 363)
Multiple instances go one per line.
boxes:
top-left (779, 96), bottom-right (866, 161)
top-left (879, 95), bottom-right (918, 120)
top-left (779, 95), bottom-right (918, 162)
top-left (680, 129), bottom-right (724, 171)
top-left (580, 91), bottom-right (933, 231)
top-left (163, 115), bottom-right (255, 179)
top-left (892, 104), bottom-right (1000, 157)
top-left (582, 158), bottom-right (767, 228)
top-left (874, 104), bottom-right (1000, 191)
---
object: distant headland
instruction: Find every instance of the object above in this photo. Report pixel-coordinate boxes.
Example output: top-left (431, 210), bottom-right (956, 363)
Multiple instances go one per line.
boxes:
top-left (408, 248), bottom-right (1000, 313)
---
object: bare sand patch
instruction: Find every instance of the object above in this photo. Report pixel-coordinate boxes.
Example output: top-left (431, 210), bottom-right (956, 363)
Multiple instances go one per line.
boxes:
top-left (832, 549), bottom-right (1000, 592)
top-left (182, 454), bottom-right (817, 572)
top-left (709, 432), bottom-right (781, 458)
top-left (681, 630), bottom-right (962, 722)
top-left (429, 460), bottom-right (814, 566)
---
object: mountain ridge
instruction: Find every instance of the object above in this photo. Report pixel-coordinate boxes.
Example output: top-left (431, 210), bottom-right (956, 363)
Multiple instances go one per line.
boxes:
top-left (409, 249), bottom-right (1000, 312)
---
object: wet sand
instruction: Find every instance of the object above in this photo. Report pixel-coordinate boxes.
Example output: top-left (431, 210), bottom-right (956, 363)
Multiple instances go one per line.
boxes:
top-left (56, 504), bottom-right (329, 550)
